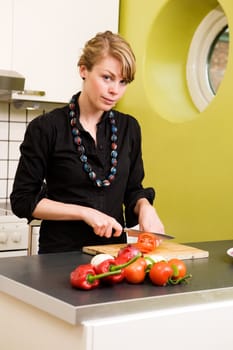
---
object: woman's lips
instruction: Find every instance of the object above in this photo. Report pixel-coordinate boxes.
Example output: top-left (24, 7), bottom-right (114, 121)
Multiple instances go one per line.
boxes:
top-left (102, 96), bottom-right (116, 105)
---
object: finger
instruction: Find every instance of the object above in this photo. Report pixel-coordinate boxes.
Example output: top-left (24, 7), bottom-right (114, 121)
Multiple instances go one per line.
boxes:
top-left (93, 225), bottom-right (106, 237)
top-left (104, 226), bottom-right (113, 238)
top-left (113, 228), bottom-right (123, 237)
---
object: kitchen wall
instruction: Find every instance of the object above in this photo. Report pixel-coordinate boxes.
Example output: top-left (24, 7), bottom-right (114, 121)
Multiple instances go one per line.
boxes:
top-left (118, 0), bottom-right (233, 243)
top-left (0, 101), bottom-right (62, 207)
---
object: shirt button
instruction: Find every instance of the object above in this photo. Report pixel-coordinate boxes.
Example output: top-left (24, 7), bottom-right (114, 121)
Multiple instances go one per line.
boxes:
top-left (99, 144), bottom-right (103, 150)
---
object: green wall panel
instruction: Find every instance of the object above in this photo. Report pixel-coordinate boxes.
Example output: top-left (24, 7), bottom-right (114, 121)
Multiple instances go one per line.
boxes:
top-left (118, 0), bottom-right (233, 243)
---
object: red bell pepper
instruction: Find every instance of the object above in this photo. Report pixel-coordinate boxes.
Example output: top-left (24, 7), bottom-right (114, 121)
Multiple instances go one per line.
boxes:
top-left (70, 263), bottom-right (100, 290)
top-left (94, 258), bottom-right (124, 284)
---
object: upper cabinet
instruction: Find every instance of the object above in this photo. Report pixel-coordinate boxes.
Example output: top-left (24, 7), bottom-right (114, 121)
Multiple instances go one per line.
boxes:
top-left (0, 2), bottom-right (13, 69)
top-left (0, 0), bottom-right (119, 103)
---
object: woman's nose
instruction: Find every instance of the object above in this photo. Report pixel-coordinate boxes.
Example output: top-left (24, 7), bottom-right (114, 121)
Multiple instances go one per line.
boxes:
top-left (109, 82), bottom-right (119, 94)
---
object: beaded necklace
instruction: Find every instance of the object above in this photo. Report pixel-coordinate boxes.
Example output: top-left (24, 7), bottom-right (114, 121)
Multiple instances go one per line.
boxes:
top-left (69, 95), bottom-right (118, 187)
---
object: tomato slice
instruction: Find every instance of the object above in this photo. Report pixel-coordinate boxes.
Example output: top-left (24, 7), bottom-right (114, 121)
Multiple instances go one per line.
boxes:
top-left (133, 232), bottom-right (160, 253)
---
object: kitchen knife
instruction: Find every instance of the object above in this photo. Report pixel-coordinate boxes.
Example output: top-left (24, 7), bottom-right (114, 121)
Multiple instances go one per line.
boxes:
top-left (124, 228), bottom-right (175, 240)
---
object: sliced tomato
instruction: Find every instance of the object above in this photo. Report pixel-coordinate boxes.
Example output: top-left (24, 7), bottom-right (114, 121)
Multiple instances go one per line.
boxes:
top-left (133, 232), bottom-right (160, 253)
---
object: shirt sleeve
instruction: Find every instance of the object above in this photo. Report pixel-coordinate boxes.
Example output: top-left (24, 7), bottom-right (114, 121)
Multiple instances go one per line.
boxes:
top-left (10, 113), bottom-right (54, 222)
top-left (123, 116), bottom-right (156, 227)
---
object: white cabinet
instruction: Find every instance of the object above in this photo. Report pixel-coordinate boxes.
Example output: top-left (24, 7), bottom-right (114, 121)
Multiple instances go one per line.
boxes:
top-left (84, 300), bottom-right (233, 350)
top-left (0, 1), bottom-right (13, 68)
top-left (0, 0), bottom-right (119, 103)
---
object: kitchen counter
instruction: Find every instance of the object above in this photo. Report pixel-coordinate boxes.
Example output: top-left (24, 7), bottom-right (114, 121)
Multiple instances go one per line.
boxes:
top-left (0, 240), bottom-right (233, 350)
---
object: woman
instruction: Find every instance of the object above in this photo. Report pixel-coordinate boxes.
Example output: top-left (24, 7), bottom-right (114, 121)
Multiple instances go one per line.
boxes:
top-left (10, 31), bottom-right (164, 254)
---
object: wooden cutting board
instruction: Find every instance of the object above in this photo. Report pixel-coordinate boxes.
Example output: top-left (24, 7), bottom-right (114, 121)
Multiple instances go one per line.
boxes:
top-left (82, 241), bottom-right (209, 260)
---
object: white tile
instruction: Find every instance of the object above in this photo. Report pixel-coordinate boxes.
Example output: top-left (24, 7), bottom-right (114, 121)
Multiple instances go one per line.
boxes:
top-left (8, 160), bottom-right (19, 178)
top-left (10, 105), bottom-right (27, 121)
top-left (7, 179), bottom-right (14, 198)
top-left (0, 122), bottom-right (9, 140)
top-left (0, 141), bottom-right (8, 159)
top-left (0, 161), bottom-right (7, 178)
top-left (9, 122), bottom-right (26, 141)
top-left (0, 180), bottom-right (7, 197)
top-left (27, 109), bottom-right (41, 122)
top-left (0, 102), bottom-right (8, 120)
top-left (9, 141), bottom-right (21, 159)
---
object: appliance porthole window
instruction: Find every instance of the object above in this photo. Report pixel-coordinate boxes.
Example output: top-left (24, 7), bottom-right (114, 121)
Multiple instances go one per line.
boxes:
top-left (207, 25), bottom-right (229, 95)
top-left (186, 6), bottom-right (229, 112)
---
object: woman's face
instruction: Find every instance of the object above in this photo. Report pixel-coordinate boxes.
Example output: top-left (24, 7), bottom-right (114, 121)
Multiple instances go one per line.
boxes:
top-left (79, 55), bottom-right (128, 112)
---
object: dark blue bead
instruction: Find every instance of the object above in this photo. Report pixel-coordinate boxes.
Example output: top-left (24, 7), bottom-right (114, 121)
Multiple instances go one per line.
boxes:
top-left (80, 154), bottom-right (87, 162)
top-left (111, 134), bottom-right (117, 142)
top-left (72, 128), bottom-right (79, 136)
top-left (83, 163), bottom-right (92, 172)
top-left (109, 111), bottom-right (114, 118)
top-left (110, 167), bottom-right (117, 174)
top-left (111, 125), bottom-right (117, 133)
top-left (89, 171), bottom-right (96, 180)
top-left (96, 179), bottom-right (102, 187)
top-left (111, 150), bottom-right (118, 158)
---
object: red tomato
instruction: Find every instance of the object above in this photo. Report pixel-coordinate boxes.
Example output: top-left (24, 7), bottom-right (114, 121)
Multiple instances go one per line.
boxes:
top-left (149, 261), bottom-right (173, 286)
top-left (124, 257), bottom-right (147, 284)
top-left (168, 258), bottom-right (187, 280)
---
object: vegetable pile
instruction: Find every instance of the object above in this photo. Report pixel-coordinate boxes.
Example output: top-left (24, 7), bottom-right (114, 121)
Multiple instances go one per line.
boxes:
top-left (70, 244), bottom-right (192, 290)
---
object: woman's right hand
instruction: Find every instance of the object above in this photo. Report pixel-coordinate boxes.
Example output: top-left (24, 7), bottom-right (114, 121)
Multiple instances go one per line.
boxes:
top-left (82, 207), bottom-right (123, 238)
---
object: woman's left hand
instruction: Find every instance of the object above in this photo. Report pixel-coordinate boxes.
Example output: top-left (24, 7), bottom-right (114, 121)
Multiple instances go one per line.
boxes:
top-left (135, 198), bottom-right (165, 234)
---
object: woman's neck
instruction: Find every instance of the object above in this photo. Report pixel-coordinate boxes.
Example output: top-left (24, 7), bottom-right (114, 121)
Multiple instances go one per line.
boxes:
top-left (78, 93), bottom-right (103, 142)
top-left (78, 92), bottom-right (102, 123)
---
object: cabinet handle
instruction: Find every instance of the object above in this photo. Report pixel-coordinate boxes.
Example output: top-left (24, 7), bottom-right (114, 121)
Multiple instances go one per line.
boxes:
top-left (16, 89), bottom-right (46, 96)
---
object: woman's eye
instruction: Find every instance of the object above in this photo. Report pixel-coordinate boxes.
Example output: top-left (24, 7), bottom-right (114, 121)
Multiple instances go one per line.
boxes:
top-left (120, 79), bottom-right (127, 85)
top-left (103, 75), bottom-right (111, 81)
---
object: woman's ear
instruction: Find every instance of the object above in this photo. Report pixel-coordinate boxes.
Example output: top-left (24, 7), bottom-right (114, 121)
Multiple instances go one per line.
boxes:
top-left (79, 65), bottom-right (86, 80)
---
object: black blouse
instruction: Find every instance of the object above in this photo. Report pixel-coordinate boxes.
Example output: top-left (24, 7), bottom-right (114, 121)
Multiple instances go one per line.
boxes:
top-left (10, 93), bottom-right (155, 253)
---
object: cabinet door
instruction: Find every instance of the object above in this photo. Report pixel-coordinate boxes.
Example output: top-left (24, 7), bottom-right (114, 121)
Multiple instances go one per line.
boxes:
top-left (11, 0), bottom-right (119, 103)
top-left (0, 0), bottom-right (13, 69)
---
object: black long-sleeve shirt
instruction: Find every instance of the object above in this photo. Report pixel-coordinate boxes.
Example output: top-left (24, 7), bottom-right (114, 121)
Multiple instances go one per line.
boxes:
top-left (10, 93), bottom-right (155, 253)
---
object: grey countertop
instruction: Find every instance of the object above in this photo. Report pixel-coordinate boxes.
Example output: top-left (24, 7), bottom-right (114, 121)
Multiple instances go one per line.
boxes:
top-left (0, 240), bottom-right (233, 325)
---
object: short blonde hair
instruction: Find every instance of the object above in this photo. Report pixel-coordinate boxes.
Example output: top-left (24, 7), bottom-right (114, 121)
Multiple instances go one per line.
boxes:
top-left (78, 31), bottom-right (136, 83)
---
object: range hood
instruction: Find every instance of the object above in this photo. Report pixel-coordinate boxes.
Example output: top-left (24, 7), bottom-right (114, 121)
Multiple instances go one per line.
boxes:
top-left (0, 69), bottom-right (25, 101)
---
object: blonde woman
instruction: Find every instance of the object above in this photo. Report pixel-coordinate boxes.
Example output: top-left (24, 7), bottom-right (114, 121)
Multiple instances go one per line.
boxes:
top-left (11, 31), bottom-right (164, 254)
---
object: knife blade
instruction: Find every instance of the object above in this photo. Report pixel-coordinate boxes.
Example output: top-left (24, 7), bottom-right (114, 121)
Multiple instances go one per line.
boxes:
top-left (124, 228), bottom-right (175, 240)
